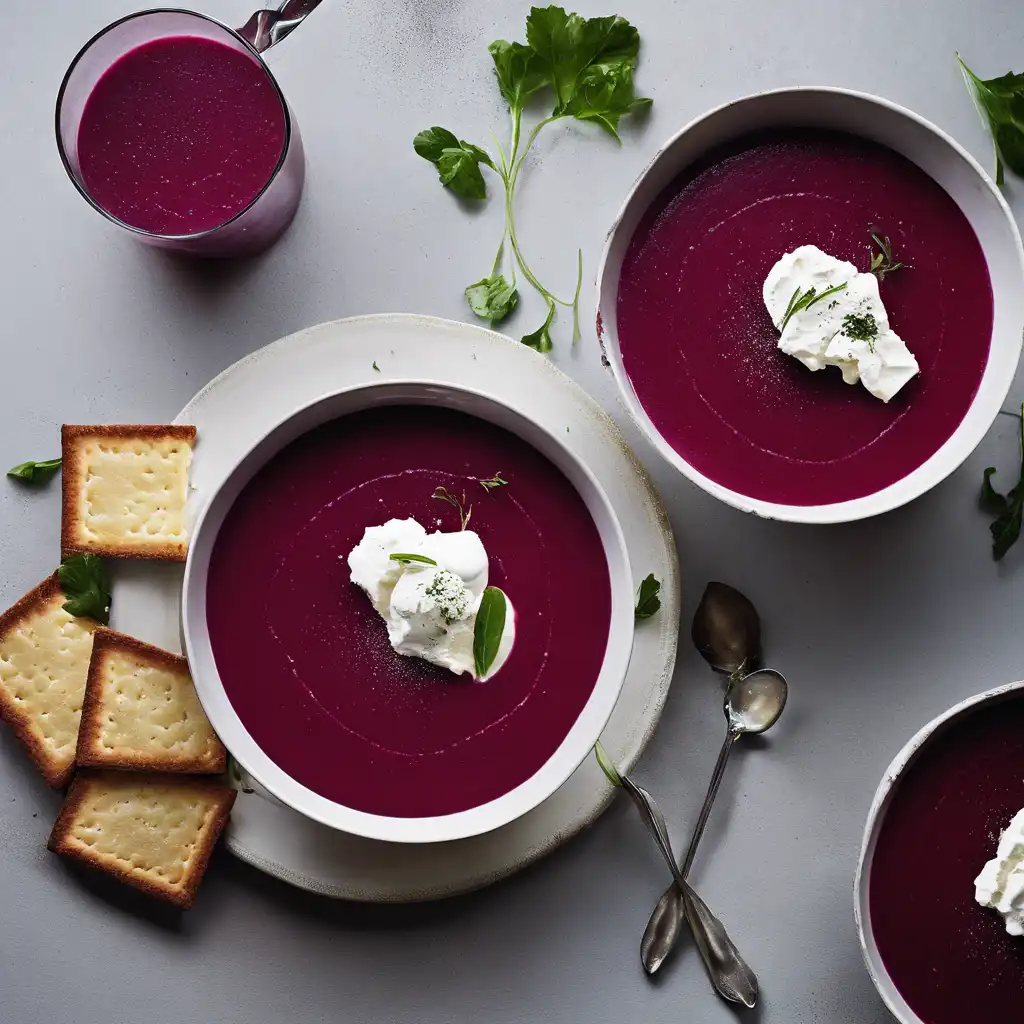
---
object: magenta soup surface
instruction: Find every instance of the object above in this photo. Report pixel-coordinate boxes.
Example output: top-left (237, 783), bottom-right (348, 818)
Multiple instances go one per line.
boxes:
top-left (616, 129), bottom-right (993, 506)
top-left (77, 35), bottom-right (286, 235)
top-left (868, 697), bottom-right (1024, 1023)
top-left (205, 406), bottom-right (613, 819)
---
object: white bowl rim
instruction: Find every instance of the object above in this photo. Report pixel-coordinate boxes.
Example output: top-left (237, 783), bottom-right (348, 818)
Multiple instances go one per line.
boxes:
top-left (853, 678), bottom-right (1024, 1023)
top-left (181, 377), bottom-right (635, 844)
top-left (596, 84), bottom-right (1024, 524)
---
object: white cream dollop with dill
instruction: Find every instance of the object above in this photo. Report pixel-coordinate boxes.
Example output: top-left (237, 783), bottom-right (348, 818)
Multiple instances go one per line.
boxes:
top-left (975, 807), bottom-right (1024, 936)
top-left (346, 517), bottom-right (514, 679)
top-left (763, 244), bottom-right (919, 402)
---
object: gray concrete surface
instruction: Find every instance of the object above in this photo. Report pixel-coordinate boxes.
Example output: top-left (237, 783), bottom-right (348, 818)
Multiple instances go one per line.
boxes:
top-left (2, 1), bottom-right (1023, 1021)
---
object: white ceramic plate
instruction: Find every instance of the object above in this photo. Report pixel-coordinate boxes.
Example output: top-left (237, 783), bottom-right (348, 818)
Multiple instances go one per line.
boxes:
top-left (596, 87), bottom-right (1024, 524)
top-left (854, 679), bottom-right (1024, 1022)
top-left (111, 314), bottom-right (679, 899)
top-left (181, 380), bottom-right (636, 844)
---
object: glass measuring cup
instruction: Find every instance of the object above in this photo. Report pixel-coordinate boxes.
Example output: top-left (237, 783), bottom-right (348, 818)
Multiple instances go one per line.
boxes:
top-left (56, 3), bottom-right (320, 257)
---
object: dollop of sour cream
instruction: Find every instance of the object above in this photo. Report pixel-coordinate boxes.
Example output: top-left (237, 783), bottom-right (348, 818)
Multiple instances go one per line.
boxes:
top-left (346, 518), bottom-right (514, 680)
top-left (975, 808), bottom-right (1024, 935)
top-left (763, 245), bottom-right (919, 402)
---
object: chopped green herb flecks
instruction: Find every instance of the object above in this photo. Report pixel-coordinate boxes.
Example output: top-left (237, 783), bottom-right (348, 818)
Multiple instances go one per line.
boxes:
top-left (424, 569), bottom-right (469, 623)
top-left (842, 312), bottom-right (879, 350)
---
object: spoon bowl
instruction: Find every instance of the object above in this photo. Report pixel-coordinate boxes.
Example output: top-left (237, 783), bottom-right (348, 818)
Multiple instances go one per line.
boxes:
top-left (727, 669), bottom-right (788, 735)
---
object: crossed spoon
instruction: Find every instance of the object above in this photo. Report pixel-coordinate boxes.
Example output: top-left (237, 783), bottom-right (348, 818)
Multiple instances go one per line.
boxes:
top-left (598, 582), bottom-right (788, 1007)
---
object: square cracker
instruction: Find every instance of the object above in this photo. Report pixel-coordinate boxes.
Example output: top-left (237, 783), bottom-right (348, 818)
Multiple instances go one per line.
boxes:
top-left (76, 629), bottom-right (225, 774)
top-left (0, 574), bottom-right (97, 788)
top-left (61, 424), bottom-right (196, 561)
top-left (48, 770), bottom-right (235, 908)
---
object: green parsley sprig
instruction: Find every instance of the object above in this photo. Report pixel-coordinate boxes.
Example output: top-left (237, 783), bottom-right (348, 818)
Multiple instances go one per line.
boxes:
top-left (414, 6), bottom-right (651, 350)
top-left (981, 405), bottom-right (1024, 561)
top-left (57, 554), bottom-right (111, 624)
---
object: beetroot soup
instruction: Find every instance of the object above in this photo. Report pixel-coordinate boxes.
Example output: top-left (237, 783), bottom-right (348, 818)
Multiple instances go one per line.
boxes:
top-left (77, 35), bottom-right (287, 235)
top-left (869, 697), bottom-right (1024, 1023)
top-left (206, 406), bottom-right (612, 818)
top-left (616, 130), bottom-right (993, 505)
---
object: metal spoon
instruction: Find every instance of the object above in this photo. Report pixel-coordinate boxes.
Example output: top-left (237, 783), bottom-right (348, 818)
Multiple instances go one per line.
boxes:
top-left (238, 0), bottom-right (323, 53)
top-left (641, 668), bottom-right (789, 975)
top-left (618, 775), bottom-right (759, 1007)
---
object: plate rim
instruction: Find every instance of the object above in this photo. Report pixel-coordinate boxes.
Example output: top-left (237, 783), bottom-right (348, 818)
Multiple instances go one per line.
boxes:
top-left (140, 312), bottom-right (681, 900)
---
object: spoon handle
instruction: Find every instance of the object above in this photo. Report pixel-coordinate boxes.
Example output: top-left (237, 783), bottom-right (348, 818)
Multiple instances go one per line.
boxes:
top-left (620, 777), bottom-right (757, 1007)
top-left (237, 0), bottom-right (323, 53)
top-left (640, 729), bottom-right (738, 974)
top-left (680, 730), bottom-right (738, 877)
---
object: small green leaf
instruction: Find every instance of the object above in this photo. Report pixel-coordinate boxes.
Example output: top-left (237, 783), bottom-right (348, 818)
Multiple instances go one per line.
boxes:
top-left (980, 404), bottom-right (1024, 559)
top-left (473, 586), bottom-right (507, 677)
top-left (372, 361), bottom-right (381, 372)
top-left (593, 740), bottom-right (623, 787)
top-left (465, 274), bottom-right (519, 323)
top-left (958, 55), bottom-right (1024, 186)
top-left (992, 509), bottom-right (1023, 561)
top-left (479, 472), bottom-right (508, 492)
top-left (526, 7), bottom-right (641, 112)
top-left (389, 552), bottom-right (438, 566)
top-left (561, 63), bottom-right (651, 140)
top-left (7, 458), bottom-right (62, 484)
top-left (522, 301), bottom-right (555, 353)
top-left (57, 554), bottom-right (111, 624)
top-left (634, 573), bottom-right (662, 620)
top-left (414, 127), bottom-right (494, 200)
top-left (413, 126), bottom-right (460, 162)
top-left (981, 467), bottom-right (1009, 515)
top-left (488, 39), bottom-right (548, 110)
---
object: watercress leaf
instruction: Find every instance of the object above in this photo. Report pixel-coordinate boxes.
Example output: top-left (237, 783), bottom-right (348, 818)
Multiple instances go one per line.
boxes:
top-left (593, 739), bottom-right (623, 787)
top-left (981, 467), bottom-right (1009, 514)
top-left (991, 508), bottom-right (1022, 561)
top-left (473, 586), bottom-right (507, 677)
top-left (465, 274), bottom-right (519, 323)
top-left (57, 553), bottom-right (111, 624)
top-left (7, 458), bottom-right (61, 484)
top-left (488, 39), bottom-right (548, 109)
top-left (521, 315), bottom-right (554, 352)
top-left (526, 7), bottom-right (640, 111)
top-left (522, 300), bottom-right (555, 352)
top-left (634, 573), bottom-right (662, 620)
top-left (958, 57), bottom-right (1024, 184)
top-left (993, 121), bottom-right (1024, 177)
top-left (415, 128), bottom-right (493, 199)
top-left (436, 145), bottom-right (491, 199)
top-left (413, 126), bottom-right (460, 162)
top-left (561, 63), bottom-right (650, 139)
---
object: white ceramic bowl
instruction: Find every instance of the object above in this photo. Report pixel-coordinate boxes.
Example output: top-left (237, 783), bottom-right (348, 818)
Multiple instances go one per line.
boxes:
top-left (596, 87), bottom-right (1024, 524)
top-left (854, 680), bottom-right (1024, 1022)
top-left (182, 381), bottom-right (634, 844)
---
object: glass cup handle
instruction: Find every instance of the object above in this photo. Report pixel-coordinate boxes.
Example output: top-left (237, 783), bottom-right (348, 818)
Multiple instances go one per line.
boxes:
top-left (237, 0), bottom-right (323, 53)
